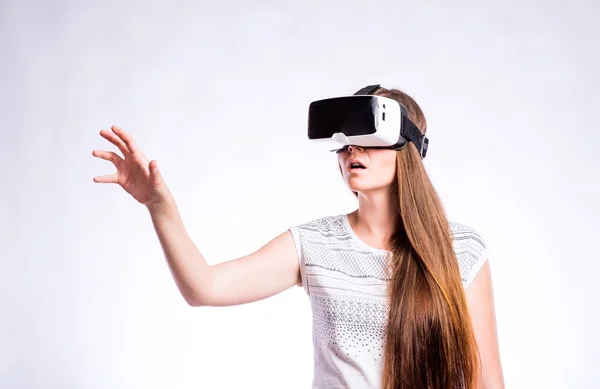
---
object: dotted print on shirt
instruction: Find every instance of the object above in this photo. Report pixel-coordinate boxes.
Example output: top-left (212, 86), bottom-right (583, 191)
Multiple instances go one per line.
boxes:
top-left (312, 291), bottom-right (390, 362)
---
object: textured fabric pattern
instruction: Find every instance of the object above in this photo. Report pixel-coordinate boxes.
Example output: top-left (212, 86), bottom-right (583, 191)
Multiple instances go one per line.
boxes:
top-left (289, 213), bottom-right (488, 389)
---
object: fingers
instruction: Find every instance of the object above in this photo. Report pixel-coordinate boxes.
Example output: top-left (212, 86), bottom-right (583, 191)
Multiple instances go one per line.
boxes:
top-left (92, 150), bottom-right (123, 166)
top-left (93, 173), bottom-right (118, 184)
top-left (92, 149), bottom-right (121, 184)
top-left (111, 125), bottom-right (141, 154)
top-left (100, 128), bottom-right (129, 156)
top-left (93, 125), bottom-right (142, 186)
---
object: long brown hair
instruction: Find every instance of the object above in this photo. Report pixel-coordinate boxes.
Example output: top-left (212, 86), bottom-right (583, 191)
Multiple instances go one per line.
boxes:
top-left (347, 87), bottom-right (480, 388)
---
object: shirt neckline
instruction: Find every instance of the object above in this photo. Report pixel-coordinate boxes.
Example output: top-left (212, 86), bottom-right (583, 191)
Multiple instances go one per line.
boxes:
top-left (340, 213), bottom-right (392, 254)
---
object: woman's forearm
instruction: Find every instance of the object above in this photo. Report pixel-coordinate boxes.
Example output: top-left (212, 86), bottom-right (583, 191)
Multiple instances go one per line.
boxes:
top-left (147, 196), bottom-right (211, 306)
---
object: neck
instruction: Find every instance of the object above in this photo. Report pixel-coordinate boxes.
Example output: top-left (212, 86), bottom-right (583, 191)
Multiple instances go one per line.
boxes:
top-left (350, 188), bottom-right (398, 247)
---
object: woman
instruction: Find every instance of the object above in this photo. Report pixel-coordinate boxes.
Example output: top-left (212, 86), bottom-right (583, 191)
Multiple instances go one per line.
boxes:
top-left (92, 86), bottom-right (504, 389)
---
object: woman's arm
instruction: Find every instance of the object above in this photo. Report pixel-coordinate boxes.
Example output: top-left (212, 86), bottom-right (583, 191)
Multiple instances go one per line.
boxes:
top-left (465, 260), bottom-right (506, 389)
top-left (93, 125), bottom-right (301, 308)
top-left (148, 197), bottom-right (301, 307)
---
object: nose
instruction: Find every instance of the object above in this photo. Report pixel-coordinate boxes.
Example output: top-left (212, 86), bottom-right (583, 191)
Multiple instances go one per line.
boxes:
top-left (347, 145), bottom-right (364, 153)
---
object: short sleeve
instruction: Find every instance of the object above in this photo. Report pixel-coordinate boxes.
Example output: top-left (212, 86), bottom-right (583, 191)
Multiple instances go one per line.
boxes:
top-left (451, 223), bottom-right (489, 290)
top-left (289, 226), bottom-right (310, 296)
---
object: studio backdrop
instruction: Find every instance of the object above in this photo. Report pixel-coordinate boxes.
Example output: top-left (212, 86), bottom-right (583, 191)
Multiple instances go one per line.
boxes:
top-left (1, 0), bottom-right (598, 388)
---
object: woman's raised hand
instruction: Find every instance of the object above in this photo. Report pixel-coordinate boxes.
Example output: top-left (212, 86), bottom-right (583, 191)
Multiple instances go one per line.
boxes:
top-left (92, 125), bottom-right (172, 207)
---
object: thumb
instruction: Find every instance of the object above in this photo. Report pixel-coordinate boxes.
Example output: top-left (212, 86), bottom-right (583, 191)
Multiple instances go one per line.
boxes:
top-left (149, 160), bottom-right (162, 184)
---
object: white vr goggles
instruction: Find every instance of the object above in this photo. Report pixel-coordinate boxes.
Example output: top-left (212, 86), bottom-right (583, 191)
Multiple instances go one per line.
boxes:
top-left (307, 84), bottom-right (429, 158)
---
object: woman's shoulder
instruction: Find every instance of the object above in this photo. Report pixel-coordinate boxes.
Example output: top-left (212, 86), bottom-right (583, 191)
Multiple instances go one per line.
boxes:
top-left (291, 213), bottom-right (347, 234)
top-left (449, 221), bottom-right (487, 250)
top-left (448, 221), bottom-right (488, 288)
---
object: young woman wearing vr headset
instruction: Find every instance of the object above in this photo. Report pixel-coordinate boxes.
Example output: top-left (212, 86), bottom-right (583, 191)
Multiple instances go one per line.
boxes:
top-left (92, 85), bottom-right (504, 389)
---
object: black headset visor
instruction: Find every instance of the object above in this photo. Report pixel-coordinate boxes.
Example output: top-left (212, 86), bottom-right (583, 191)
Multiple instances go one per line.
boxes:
top-left (308, 96), bottom-right (379, 140)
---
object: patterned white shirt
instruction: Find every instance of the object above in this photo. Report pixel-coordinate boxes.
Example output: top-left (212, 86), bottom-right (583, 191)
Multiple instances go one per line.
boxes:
top-left (289, 213), bottom-right (488, 389)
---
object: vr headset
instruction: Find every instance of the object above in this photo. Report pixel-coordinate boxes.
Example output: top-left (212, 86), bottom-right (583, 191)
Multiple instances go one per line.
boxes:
top-left (307, 84), bottom-right (429, 158)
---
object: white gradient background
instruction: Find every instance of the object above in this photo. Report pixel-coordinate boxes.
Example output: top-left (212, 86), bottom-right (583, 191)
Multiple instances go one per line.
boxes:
top-left (1, 1), bottom-right (598, 388)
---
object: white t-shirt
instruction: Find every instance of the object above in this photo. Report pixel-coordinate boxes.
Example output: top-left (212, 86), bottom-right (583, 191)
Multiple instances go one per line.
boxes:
top-left (289, 213), bottom-right (488, 389)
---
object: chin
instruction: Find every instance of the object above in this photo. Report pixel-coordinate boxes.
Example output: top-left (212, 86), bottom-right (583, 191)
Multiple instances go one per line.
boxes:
top-left (346, 179), bottom-right (387, 193)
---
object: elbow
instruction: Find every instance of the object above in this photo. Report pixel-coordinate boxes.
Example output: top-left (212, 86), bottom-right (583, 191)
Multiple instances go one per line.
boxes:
top-left (183, 286), bottom-right (214, 307)
top-left (184, 294), bottom-right (204, 307)
top-left (184, 290), bottom-right (210, 307)
top-left (180, 270), bottom-right (215, 307)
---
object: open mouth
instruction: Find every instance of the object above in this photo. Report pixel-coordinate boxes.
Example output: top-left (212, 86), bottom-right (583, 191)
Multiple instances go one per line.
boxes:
top-left (350, 162), bottom-right (366, 170)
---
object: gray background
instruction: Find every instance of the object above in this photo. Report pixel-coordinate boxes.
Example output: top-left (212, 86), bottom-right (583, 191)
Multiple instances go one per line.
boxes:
top-left (1, 0), bottom-right (598, 388)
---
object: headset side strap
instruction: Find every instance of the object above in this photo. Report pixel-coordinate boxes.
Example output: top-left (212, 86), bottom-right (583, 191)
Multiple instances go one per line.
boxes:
top-left (401, 117), bottom-right (429, 158)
